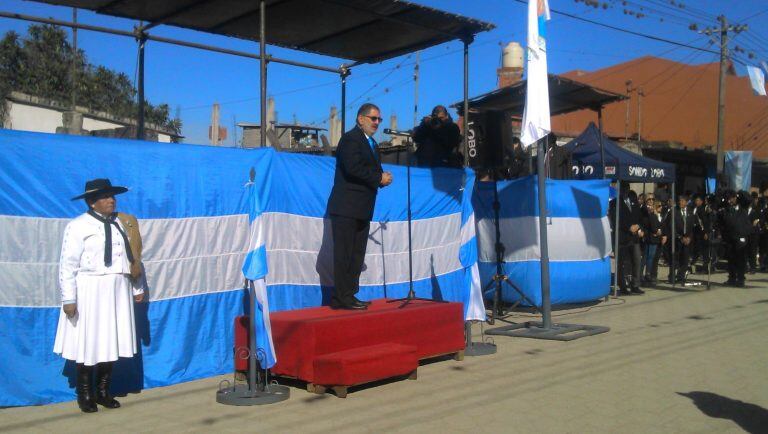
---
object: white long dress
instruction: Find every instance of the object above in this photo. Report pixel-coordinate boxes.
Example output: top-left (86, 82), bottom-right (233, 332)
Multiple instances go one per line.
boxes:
top-left (53, 212), bottom-right (144, 366)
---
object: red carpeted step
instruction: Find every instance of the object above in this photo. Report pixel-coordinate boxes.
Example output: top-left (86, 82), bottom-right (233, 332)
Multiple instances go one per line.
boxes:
top-left (234, 299), bottom-right (465, 381)
top-left (312, 343), bottom-right (418, 387)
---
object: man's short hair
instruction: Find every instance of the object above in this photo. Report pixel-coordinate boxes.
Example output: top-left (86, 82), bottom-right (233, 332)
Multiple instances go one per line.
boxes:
top-left (356, 103), bottom-right (380, 123)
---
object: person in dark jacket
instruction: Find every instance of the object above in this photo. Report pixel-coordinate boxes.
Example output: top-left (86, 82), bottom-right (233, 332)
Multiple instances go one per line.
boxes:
top-left (328, 103), bottom-right (393, 309)
top-left (666, 194), bottom-right (696, 284)
top-left (722, 190), bottom-right (752, 287)
top-left (413, 105), bottom-right (463, 168)
top-left (760, 194), bottom-right (768, 271)
top-left (642, 198), bottom-right (666, 285)
top-left (617, 190), bottom-right (645, 295)
top-left (746, 192), bottom-right (762, 273)
top-left (689, 194), bottom-right (707, 272)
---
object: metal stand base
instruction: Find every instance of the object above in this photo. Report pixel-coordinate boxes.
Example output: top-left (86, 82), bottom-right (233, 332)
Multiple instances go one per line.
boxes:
top-left (486, 321), bottom-right (610, 341)
top-left (463, 321), bottom-right (496, 357)
top-left (465, 341), bottom-right (497, 356)
top-left (216, 382), bottom-right (290, 406)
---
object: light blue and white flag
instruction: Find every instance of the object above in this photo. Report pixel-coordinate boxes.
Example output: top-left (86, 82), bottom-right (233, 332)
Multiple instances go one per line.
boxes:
top-left (242, 181), bottom-right (277, 369)
top-left (747, 65), bottom-right (767, 96)
top-left (520, 0), bottom-right (551, 148)
top-left (459, 170), bottom-right (486, 321)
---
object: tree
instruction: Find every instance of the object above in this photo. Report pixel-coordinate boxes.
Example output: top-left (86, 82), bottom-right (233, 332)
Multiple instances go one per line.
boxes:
top-left (0, 24), bottom-right (182, 138)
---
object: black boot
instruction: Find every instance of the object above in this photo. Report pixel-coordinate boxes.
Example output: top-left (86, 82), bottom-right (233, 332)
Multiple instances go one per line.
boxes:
top-left (95, 362), bottom-right (121, 409)
top-left (76, 364), bottom-right (97, 413)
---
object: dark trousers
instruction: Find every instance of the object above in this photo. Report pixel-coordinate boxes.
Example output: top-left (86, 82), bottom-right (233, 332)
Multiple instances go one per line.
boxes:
top-left (668, 240), bottom-right (690, 281)
top-left (643, 243), bottom-right (660, 281)
top-left (726, 242), bottom-right (747, 283)
top-left (619, 243), bottom-right (642, 289)
top-left (747, 233), bottom-right (760, 271)
top-left (760, 233), bottom-right (768, 270)
top-left (331, 215), bottom-right (370, 304)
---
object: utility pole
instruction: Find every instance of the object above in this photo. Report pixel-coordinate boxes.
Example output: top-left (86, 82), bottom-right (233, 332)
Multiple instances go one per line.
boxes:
top-left (413, 51), bottom-right (420, 129)
top-left (624, 81), bottom-right (643, 142)
top-left (625, 80), bottom-right (632, 140)
top-left (697, 16), bottom-right (748, 188)
top-left (637, 86), bottom-right (644, 143)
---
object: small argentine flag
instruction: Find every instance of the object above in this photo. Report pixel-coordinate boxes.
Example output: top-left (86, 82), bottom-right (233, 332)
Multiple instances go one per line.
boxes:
top-left (241, 182), bottom-right (277, 369)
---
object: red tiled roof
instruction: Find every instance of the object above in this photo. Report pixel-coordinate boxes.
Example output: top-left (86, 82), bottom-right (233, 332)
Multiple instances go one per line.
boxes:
top-left (551, 56), bottom-right (768, 158)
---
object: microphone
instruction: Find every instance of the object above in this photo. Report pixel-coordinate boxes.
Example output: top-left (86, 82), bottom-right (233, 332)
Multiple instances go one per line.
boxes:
top-left (383, 128), bottom-right (413, 137)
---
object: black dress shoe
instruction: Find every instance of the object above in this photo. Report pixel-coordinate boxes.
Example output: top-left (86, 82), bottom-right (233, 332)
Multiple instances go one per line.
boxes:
top-left (329, 300), bottom-right (367, 310)
top-left (630, 287), bottom-right (645, 295)
top-left (352, 297), bottom-right (371, 306)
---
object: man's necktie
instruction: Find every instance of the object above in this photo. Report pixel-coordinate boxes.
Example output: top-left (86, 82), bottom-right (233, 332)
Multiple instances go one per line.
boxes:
top-left (368, 137), bottom-right (378, 160)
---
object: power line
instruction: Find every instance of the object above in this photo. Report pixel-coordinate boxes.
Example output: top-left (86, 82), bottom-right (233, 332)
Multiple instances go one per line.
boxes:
top-left (647, 56), bottom-right (716, 133)
top-left (509, 0), bottom-right (721, 57)
top-left (739, 6), bottom-right (768, 23)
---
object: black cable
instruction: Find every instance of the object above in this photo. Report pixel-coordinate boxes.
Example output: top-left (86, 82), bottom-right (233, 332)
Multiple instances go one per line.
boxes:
top-left (509, 0), bottom-right (720, 56)
top-left (647, 55), bottom-right (717, 133)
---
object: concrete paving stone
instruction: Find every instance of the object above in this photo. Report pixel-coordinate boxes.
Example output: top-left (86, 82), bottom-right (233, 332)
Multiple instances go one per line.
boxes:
top-left (2, 269), bottom-right (767, 433)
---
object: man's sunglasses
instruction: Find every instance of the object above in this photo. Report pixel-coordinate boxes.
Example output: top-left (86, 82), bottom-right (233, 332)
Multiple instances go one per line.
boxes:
top-left (364, 115), bottom-right (383, 123)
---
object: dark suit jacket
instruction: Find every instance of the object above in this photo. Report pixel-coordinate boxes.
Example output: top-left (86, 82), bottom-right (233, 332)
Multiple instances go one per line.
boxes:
top-left (617, 198), bottom-right (642, 246)
top-left (666, 207), bottom-right (695, 240)
top-left (328, 126), bottom-right (383, 221)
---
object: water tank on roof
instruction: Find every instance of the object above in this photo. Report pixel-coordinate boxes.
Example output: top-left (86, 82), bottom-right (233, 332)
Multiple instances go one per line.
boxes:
top-left (502, 42), bottom-right (523, 69)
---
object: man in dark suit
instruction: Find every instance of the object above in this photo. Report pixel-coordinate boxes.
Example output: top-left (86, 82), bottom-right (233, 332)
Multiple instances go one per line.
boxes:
top-left (667, 194), bottom-right (696, 283)
top-left (328, 103), bottom-right (393, 310)
top-left (616, 189), bottom-right (644, 295)
top-left (722, 191), bottom-right (752, 287)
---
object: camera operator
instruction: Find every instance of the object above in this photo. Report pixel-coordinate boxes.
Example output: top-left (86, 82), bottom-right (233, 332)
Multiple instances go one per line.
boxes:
top-left (413, 105), bottom-right (463, 168)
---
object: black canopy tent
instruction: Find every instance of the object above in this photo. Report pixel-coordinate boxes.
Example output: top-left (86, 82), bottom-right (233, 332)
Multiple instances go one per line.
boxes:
top-left (566, 122), bottom-right (675, 183)
top-left (454, 74), bottom-right (627, 176)
top-left (9, 0), bottom-right (495, 403)
top-left (459, 74), bottom-right (626, 116)
top-left (565, 123), bottom-right (680, 296)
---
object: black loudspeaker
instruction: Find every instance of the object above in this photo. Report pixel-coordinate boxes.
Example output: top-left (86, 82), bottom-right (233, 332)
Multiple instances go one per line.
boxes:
top-left (466, 110), bottom-right (508, 170)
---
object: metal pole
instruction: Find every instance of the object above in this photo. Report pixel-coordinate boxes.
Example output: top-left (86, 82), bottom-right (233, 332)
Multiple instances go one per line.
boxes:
top-left (0, 11), bottom-right (342, 75)
top-left (637, 87), bottom-right (643, 143)
top-left (613, 181), bottom-right (621, 297)
top-left (136, 32), bottom-right (146, 140)
top-left (259, 0), bottom-right (267, 150)
top-left (715, 15), bottom-right (728, 189)
top-left (70, 8), bottom-right (77, 110)
top-left (537, 138), bottom-right (552, 329)
top-left (462, 37), bottom-right (472, 165)
top-left (671, 182), bottom-right (677, 288)
top-left (598, 107), bottom-right (606, 179)
top-left (413, 51), bottom-right (420, 129)
top-left (341, 70), bottom-right (347, 133)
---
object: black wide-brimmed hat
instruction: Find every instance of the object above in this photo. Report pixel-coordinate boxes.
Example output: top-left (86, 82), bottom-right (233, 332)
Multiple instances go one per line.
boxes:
top-left (71, 178), bottom-right (129, 201)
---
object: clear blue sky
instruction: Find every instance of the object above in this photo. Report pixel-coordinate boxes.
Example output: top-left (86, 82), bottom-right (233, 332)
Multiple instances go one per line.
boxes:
top-left (1, 0), bottom-right (766, 145)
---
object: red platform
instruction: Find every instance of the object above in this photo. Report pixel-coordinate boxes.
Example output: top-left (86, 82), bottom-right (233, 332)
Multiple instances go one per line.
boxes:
top-left (236, 299), bottom-right (465, 389)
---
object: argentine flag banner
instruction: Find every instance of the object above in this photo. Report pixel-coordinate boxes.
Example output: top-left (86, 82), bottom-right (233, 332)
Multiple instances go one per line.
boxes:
top-left (242, 174), bottom-right (277, 369)
top-left (0, 129), bottom-right (481, 406)
top-left (520, 0), bottom-right (551, 148)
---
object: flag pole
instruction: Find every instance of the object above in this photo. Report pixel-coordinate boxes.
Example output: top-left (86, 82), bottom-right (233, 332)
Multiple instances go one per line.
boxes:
top-left (486, 0), bottom-right (608, 340)
top-left (537, 137), bottom-right (552, 329)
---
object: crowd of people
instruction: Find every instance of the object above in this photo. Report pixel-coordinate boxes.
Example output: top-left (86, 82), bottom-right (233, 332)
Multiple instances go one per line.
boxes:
top-left (612, 186), bottom-right (768, 295)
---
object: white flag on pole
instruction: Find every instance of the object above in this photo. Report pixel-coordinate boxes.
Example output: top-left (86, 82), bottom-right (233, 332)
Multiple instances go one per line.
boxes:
top-left (747, 65), bottom-right (767, 96)
top-left (520, 0), bottom-right (552, 148)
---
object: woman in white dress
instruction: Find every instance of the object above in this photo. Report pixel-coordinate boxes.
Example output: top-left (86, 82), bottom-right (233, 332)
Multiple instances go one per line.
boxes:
top-left (53, 178), bottom-right (144, 413)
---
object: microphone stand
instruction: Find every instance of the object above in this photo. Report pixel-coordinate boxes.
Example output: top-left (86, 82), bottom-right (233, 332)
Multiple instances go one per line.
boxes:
top-left (384, 131), bottom-right (446, 307)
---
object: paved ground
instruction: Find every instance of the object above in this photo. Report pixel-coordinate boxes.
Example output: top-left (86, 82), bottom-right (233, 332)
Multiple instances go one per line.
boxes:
top-left (2, 268), bottom-right (767, 433)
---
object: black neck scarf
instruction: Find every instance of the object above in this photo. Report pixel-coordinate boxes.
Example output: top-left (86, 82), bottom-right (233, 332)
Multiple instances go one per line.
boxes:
top-left (88, 210), bottom-right (134, 266)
